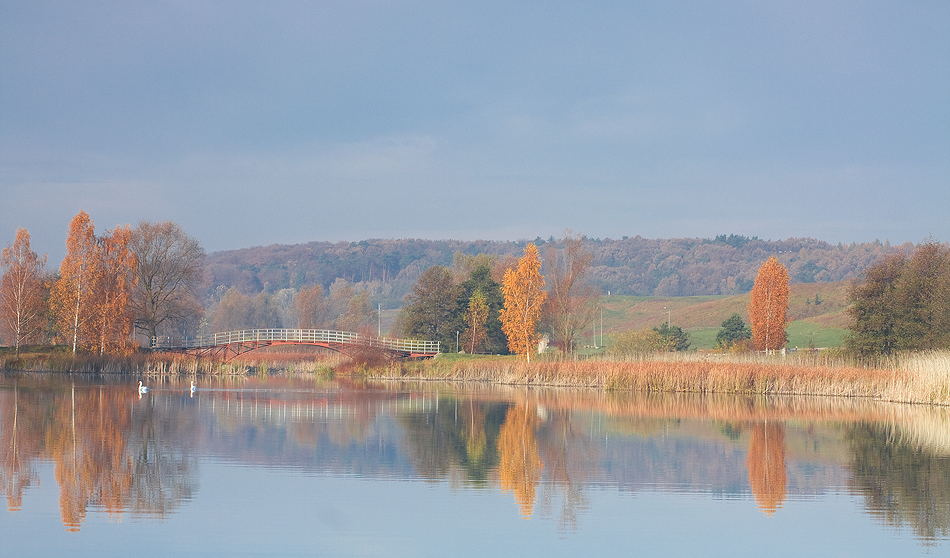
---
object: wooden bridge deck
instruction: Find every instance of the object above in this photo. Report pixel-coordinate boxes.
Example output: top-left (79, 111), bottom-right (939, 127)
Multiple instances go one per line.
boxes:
top-left (150, 329), bottom-right (440, 361)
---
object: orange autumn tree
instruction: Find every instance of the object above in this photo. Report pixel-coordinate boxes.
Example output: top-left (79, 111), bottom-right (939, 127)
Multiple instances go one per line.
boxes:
top-left (92, 225), bottom-right (137, 355)
top-left (500, 243), bottom-right (546, 362)
top-left (51, 212), bottom-right (99, 353)
top-left (0, 228), bottom-right (48, 355)
top-left (50, 212), bottom-right (138, 354)
top-left (748, 256), bottom-right (790, 351)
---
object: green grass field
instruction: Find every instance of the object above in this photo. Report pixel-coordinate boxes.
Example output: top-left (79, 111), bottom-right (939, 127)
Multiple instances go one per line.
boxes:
top-left (597, 281), bottom-right (852, 351)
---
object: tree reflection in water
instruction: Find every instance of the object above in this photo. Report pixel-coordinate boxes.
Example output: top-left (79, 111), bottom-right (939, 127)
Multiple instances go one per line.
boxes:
top-left (2, 376), bottom-right (950, 546)
top-left (399, 398), bottom-right (509, 482)
top-left (0, 381), bottom-right (40, 512)
top-left (399, 395), bottom-right (594, 525)
top-left (0, 379), bottom-right (198, 531)
top-left (497, 403), bottom-right (543, 518)
top-left (847, 421), bottom-right (950, 543)
top-left (746, 422), bottom-right (787, 516)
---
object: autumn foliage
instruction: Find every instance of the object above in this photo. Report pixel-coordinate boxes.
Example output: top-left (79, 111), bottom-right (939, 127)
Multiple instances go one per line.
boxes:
top-left (500, 244), bottom-right (547, 362)
top-left (50, 212), bottom-right (99, 353)
top-left (748, 256), bottom-right (789, 351)
top-left (295, 284), bottom-right (330, 329)
top-left (93, 225), bottom-right (137, 355)
top-left (0, 228), bottom-right (47, 354)
top-left (50, 212), bottom-right (138, 354)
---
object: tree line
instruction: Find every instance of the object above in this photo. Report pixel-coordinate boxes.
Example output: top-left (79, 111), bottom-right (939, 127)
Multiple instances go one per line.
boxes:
top-left (846, 239), bottom-right (950, 355)
top-left (0, 212), bottom-right (385, 354)
top-left (2, 213), bottom-right (946, 359)
top-left (0, 213), bottom-right (206, 354)
top-left (394, 235), bottom-right (602, 359)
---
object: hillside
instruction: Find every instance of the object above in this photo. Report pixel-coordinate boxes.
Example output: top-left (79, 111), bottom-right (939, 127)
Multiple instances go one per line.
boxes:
top-left (204, 235), bottom-right (910, 306)
top-left (598, 281), bottom-right (852, 350)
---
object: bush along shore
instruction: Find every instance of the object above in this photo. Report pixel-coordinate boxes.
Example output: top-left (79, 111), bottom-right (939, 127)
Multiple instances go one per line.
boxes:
top-left (2, 347), bottom-right (948, 406)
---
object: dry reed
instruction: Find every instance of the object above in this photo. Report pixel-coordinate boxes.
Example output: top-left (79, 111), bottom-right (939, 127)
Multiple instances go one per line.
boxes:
top-left (374, 350), bottom-right (950, 406)
top-left (4, 346), bottom-right (947, 406)
top-left (0, 350), bottom-right (342, 377)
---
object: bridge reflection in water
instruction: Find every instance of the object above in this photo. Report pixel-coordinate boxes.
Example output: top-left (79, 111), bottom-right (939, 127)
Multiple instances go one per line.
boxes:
top-left (150, 328), bottom-right (440, 361)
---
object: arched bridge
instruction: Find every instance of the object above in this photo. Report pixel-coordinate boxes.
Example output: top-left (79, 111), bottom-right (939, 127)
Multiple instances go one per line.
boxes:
top-left (150, 329), bottom-right (440, 362)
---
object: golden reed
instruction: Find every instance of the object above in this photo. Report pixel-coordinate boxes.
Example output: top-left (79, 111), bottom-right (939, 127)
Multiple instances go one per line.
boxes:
top-left (376, 350), bottom-right (950, 406)
top-left (3, 348), bottom-right (946, 406)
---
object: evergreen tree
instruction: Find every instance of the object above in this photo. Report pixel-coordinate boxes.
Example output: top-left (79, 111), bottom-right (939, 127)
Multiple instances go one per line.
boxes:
top-left (653, 323), bottom-right (690, 352)
top-left (716, 313), bottom-right (751, 348)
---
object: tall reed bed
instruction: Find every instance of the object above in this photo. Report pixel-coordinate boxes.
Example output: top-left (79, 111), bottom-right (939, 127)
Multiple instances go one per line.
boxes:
top-left (891, 351), bottom-right (950, 405)
top-left (378, 350), bottom-right (950, 406)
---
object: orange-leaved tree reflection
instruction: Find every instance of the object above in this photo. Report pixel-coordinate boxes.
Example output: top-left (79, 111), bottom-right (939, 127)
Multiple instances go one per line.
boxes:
top-left (746, 421), bottom-right (787, 516)
top-left (497, 403), bottom-right (543, 518)
top-left (0, 383), bottom-right (42, 511)
top-left (1, 382), bottom-right (196, 531)
top-left (46, 385), bottom-right (135, 531)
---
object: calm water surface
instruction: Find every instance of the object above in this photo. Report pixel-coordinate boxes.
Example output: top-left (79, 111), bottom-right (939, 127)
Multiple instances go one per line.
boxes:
top-left (1, 373), bottom-right (948, 557)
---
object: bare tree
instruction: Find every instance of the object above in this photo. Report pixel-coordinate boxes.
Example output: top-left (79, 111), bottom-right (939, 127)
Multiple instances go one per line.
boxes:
top-left (295, 284), bottom-right (331, 329)
top-left (542, 233), bottom-right (597, 356)
top-left (129, 221), bottom-right (205, 342)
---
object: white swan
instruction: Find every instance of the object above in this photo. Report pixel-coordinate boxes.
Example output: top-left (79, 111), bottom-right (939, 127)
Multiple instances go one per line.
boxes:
top-left (138, 380), bottom-right (149, 394)
top-left (190, 380), bottom-right (196, 396)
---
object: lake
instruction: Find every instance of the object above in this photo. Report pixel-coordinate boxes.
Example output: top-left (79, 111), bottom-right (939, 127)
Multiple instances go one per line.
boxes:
top-left (1, 373), bottom-right (948, 557)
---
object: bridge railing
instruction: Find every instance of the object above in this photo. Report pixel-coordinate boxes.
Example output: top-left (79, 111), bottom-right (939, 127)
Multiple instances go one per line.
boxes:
top-left (150, 329), bottom-right (440, 355)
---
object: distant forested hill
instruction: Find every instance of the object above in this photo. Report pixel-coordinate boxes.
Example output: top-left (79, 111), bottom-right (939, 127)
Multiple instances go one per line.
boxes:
top-left (204, 235), bottom-right (912, 306)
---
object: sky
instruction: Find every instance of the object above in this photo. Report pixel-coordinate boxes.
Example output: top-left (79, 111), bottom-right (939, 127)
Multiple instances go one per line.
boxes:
top-left (2, 1), bottom-right (948, 265)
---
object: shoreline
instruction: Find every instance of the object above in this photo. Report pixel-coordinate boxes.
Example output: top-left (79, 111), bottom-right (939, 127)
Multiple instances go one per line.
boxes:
top-left (2, 349), bottom-right (948, 406)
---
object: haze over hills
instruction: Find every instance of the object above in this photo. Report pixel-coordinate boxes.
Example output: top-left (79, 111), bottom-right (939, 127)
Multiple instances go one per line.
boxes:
top-left (204, 234), bottom-right (912, 309)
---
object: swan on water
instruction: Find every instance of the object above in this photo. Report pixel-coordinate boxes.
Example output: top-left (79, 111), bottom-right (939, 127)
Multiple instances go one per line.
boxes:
top-left (190, 381), bottom-right (196, 396)
top-left (138, 380), bottom-right (149, 394)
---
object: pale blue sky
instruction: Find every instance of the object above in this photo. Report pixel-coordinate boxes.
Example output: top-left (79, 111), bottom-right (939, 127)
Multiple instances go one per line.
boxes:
top-left (2, 1), bottom-right (948, 264)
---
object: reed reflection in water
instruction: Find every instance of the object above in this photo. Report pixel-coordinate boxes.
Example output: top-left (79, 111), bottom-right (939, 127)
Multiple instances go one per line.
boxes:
top-left (1, 374), bottom-right (948, 552)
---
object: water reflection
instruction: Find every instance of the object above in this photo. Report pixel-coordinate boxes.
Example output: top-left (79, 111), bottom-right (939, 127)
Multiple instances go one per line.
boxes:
top-left (746, 422), bottom-right (787, 515)
top-left (497, 404), bottom-right (543, 518)
top-left (848, 422), bottom-right (950, 542)
top-left (1, 374), bottom-right (948, 546)
top-left (0, 377), bottom-right (197, 530)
